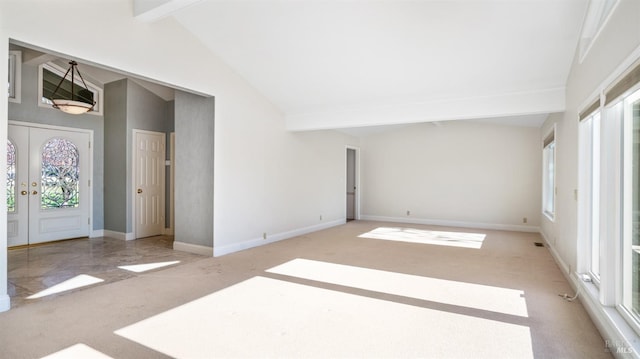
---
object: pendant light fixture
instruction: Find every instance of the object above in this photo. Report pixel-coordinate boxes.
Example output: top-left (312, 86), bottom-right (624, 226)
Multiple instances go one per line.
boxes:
top-left (49, 60), bottom-right (96, 115)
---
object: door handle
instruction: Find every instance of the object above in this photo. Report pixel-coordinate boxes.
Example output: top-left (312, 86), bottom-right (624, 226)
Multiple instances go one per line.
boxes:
top-left (137, 189), bottom-right (143, 194)
top-left (20, 190), bottom-right (27, 195)
top-left (31, 190), bottom-right (38, 195)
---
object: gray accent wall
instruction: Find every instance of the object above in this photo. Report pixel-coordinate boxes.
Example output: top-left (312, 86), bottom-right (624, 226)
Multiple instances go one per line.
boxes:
top-left (104, 79), bottom-right (172, 234)
top-left (165, 100), bottom-right (174, 227)
top-left (10, 62), bottom-right (175, 237)
top-left (175, 90), bottom-right (214, 248)
top-left (103, 79), bottom-right (127, 233)
top-left (8, 59), bottom-right (105, 231)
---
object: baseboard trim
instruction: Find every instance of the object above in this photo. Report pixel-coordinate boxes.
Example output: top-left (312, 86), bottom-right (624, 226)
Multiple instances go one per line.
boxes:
top-left (0, 294), bottom-right (9, 313)
top-left (538, 230), bottom-right (570, 275)
top-left (572, 275), bottom-right (640, 357)
top-left (213, 219), bottom-right (345, 257)
top-left (103, 230), bottom-right (135, 241)
top-left (164, 227), bottom-right (174, 236)
top-left (173, 241), bottom-right (213, 256)
top-left (540, 231), bottom-right (640, 357)
top-left (360, 215), bottom-right (540, 233)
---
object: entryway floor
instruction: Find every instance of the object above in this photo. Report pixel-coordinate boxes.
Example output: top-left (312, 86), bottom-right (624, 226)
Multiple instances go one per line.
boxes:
top-left (7, 236), bottom-right (207, 308)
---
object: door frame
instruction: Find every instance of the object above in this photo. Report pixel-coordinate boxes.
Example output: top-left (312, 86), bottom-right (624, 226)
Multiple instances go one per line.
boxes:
top-left (8, 120), bottom-right (94, 239)
top-left (131, 129), bottom-right (166, 239)
top-left (345, 145), bottom-right (361, 221)
top-left (169, 131), bottom-right (175, 235)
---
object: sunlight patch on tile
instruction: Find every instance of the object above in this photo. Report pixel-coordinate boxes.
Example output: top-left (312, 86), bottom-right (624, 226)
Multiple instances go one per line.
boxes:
top-left (27, 275), bottom-right (104, 299)
top-left (41, 343), bottom-right (112, 359)
top-left (116, 276), bottom-right (533, 358)
top-left (267, 258), bottom-right (528, 317)
top-left (359, 226), bottom-right (486, 249)
top-left (118, 260), bottom-right (180, 273)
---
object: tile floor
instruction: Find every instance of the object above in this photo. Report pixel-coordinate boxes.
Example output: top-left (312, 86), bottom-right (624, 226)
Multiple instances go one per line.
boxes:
top-left (7, 236), bottom-right (206, 308)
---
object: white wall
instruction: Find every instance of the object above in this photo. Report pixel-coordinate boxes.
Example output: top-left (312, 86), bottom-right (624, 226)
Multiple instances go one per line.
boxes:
top-left (541, 0), bottom-right (640, 275)
top-left (539, 0), bottom-right (640, 352)
top-left (214, 119), bottom-right (360, 255)
top-left (0, 0), bottom-right (359, 311)
top-left (360, 121), bottom-right (541, 231)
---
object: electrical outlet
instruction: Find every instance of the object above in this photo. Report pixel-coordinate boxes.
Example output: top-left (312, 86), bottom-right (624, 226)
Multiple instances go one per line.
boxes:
top-left (406, 210), bottom-right (411, 216)
top-left (263, 232), bottom-right (267, 240)
top-left (523, 217), bottom-right (527, 224)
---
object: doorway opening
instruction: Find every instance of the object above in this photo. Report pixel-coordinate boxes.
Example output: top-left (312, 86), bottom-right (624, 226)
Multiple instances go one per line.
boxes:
top-left (346, 147), bottom-right (359, 221)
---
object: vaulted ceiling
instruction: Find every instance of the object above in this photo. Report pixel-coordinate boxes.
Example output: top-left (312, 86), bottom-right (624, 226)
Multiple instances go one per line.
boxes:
top-left (143, 0), bottom-right (590, 130)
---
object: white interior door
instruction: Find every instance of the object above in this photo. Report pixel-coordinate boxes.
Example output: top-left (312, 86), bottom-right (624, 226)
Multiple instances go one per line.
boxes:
top-left (134, 130), bottom-right (166, 239)
top-left (7, 124), bottom-right (91, 246)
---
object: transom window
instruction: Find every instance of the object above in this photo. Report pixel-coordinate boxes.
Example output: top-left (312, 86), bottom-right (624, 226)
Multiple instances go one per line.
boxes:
top-left (38, 62), bottom-right (103, 115)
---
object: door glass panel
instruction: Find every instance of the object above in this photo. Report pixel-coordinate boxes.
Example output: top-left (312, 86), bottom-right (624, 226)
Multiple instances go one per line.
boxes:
top-left (41, 138), bottom-right (80, 209)
top-left (7, 140), bottom-right (15, 212)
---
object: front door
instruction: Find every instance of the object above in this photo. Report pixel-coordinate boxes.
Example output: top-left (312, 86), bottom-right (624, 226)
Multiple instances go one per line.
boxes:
top-left (134, 130), bottom-right (166, 239)
top-left (7, 124), bottom-right (91, 246)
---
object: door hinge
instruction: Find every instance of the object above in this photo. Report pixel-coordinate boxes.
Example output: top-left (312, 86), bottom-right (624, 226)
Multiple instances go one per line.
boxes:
top-left (88, 179), bottom-right (91, 187)
top-left (88, 218), bottom-right (90, 225)
top-left (89, 141), bottom-right (91, 149)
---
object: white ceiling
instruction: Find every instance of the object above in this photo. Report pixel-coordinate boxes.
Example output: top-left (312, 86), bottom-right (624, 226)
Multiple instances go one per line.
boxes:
top-left (152, 0), bottom-right (589, 131)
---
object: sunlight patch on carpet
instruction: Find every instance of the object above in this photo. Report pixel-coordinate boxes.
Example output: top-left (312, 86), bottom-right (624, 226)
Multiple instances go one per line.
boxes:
top-left (27, 274), bottom-right (104, 299)
top-left (118, 261), bottom-right (180, 273)
top-left (41, 343), bottom-right (112, 359)
top-left (115, 276), bottom-right (533, 358)
top-left (267, 258), bottom-right (528, 317)
top-left (359, 227), bottom-right (486, 249)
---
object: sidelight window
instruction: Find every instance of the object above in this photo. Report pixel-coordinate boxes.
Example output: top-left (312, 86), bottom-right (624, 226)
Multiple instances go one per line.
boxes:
top-left (7, 140), bottom-right (15, 212)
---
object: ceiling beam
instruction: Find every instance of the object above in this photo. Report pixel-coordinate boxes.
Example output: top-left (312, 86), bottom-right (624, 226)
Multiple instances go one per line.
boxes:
top-left (134, 0), bottom-right (203, 22)
top-left (285, 87), bottom-right (565, 131)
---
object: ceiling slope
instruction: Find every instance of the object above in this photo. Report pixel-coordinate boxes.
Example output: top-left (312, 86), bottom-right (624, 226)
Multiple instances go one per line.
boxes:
top-left (166, 0), bottom-right (588, 130)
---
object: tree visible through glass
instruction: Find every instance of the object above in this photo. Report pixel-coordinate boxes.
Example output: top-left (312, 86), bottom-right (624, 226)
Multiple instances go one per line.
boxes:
top-left (41, 138), bottom-right (79, 209)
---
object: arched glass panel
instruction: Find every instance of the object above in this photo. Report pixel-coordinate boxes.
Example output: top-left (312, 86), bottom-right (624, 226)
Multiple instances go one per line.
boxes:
top-left (41, 138), bottom-right (79, 209)
top-left (7, 140), bottom-right (15, 212)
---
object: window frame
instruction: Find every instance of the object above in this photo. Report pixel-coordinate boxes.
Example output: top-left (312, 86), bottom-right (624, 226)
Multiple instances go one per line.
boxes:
top-left (542, 125), bottom-right (556, 221)
top-left (8, 50), bottom-right (21, 104)
top-left (37, 62), bottom-right (103, 116)
top-left (579, 110), bottom-right (602, 283)
top-left (620, 87), bottom-right (640, 332)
